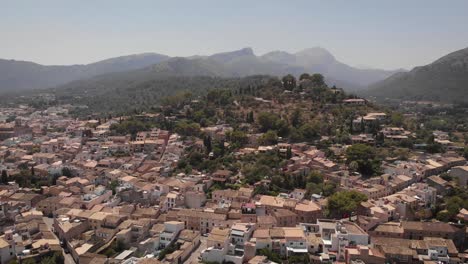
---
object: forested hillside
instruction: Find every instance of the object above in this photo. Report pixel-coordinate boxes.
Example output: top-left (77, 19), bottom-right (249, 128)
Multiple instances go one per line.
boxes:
top-left (48, 75), bottom-right (275, 116)
top-left (365, 47), bottom-right (468, 103)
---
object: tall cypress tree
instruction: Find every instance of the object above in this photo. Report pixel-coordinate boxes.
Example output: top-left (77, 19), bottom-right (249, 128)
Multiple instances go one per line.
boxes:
top-left (203, 136), bottom-right (212, 153)
top-left (286, 147), bottom-right (292, 159)
top-left (1, 170), bottom-right (8, 184)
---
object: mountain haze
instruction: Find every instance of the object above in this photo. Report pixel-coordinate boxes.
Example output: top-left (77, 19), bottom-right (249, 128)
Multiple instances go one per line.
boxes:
top-left (262, 47), bottom-right (402, 87)
top-left (365, 47), bottom-right (468, 103)
top-left (0, 53), bottom-right (170, 91)
top-left (0, 47), bottom-right (401, 93)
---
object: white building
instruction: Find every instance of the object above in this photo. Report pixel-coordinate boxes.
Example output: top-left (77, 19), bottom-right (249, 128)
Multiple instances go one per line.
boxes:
top-left (159, 221), bottom-right (184, 249)
top-left (316, 219), bottom-right (369, 261)
top-left (0, 237), bottom-right (15, 264)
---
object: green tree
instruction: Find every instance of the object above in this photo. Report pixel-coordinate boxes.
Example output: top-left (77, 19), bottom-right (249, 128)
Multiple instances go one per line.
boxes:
top-left (110, 118), bottom-right (152, 136)
top-left (104, 248), bottom-right (116, 257)
top-left (290, 108), bottom-right (302, 128)
top-left (436, 210), bottom-right (451, 222)
top-left (307, 171), bottom-right (324, 184)
top-left (327, 190), bottom-right (367, 218)
top-left (299, 122), bottom-right (320, 142)
top-left (110, 180), bottom-right (119, 195)
top-left (463, 147), bottom-right (468, 160)
top-left (158, 243), bottom-right (180, 260)
top-left (426, 134), bottom-right (435, 144)
top-left (253, 184), bottom-right (270, 196)
top-left (288, 254), bottom-right (310, 264)
top-left (214, 140), bottom-right (226, 157)
top-left (40, 252), bottom-right (64, 264)
top-left (286, 146), bottom-right (292, 159)
top-left (22, 259), bottom-right (36, 264)
top-left (349, 161), bottom-right (359, 172)
top-left (310, 73), bottom-right (325, 87)
top-left (346, 144), bottom-right (381, 176)
top-left (243, 163), bottom-right (272, 185)
top-left (257, 248), bottom-right (281, 263)
top-left (62, 167), bottom-right (72, 177)
top-left (246, 111), bottom-right (255, 123)
top-left (1, 170), bottom-right (8, 184)
top-left (7, 259), bottom-right (19, 264)
top-left (426, 143), bottom-right (443, 154)
top-left (391, 112), bottom-right (404, 127)
top-left (174, 121), bottom-right (200, 137)
top-left (226, 130), bottom-right (248, 147)
top-left (441, 196), bottom-right (465, 221)
top-left (299, 73), bottom-right (311, 81)
top-left (257, 112), bottom-right (280, 132)
top-left (188, 151), bottom-right (205, 167)
top-left (282, 74), bottom-right (296, 91)
top-left (258, 130), bottom-right (278, 145)
top-left (376, 132), bottom-right (385, 145)
top-left (322, 182), bottom-right (337, 197)
top-left (203, 135), bottom-right (212, 153)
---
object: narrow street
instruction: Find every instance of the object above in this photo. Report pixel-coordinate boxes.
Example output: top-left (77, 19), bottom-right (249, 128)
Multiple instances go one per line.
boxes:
top-left (184, 236), bottom-right (207, 264)
top-left (42, 217), bottom-right (76, 264)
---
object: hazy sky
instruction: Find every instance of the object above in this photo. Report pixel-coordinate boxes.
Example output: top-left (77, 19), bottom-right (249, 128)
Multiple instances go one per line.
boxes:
top-left (1, 0), bottom-right (468, 70)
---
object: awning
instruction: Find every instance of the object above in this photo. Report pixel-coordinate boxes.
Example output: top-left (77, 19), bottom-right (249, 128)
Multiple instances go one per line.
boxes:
top-left (286, 247), bottom-right (308, 253)
top-left (231, 230), bottom-right (245, 236)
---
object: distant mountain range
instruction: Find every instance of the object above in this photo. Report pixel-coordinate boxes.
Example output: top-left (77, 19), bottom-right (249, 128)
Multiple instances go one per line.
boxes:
top-left (0, 47), bottom-right (402, 93)
top-left (0, 53), bottom-right (169, 92)
top-left (365, 47), bottom-right (468, 103)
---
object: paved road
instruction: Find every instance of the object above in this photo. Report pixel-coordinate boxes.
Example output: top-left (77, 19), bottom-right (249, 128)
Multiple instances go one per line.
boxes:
top-left (42, 217), bottom-right (76, 264)
top-left (184, 236), bottom-right (207, 264)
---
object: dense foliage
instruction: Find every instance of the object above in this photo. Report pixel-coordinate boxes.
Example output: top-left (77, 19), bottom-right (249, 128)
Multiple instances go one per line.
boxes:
top-left (346, 144), bottom-right (382, 177)
top-left (327, 190), bottom-right (368, 218)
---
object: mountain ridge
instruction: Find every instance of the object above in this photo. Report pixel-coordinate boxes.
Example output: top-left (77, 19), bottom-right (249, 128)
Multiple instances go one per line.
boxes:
top-left (0, 47), bottom-right (403, 93)
top-left (364, 46), bottom-right (468, 103)
top-left (0, 53), bottom-right (170, 92)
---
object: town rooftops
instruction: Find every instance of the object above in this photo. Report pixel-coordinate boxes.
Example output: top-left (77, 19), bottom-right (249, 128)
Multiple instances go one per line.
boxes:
top-left (342, 221), bottom-right (367, 235)
top-left (453, 165), bottom-right (468, 171)
top-left (258, 195), bottom-right (285, 208)
top-left (0, 237), bottom-right (10, 248)
top-left (372, 222), bottom-right (404, 234)
top-left (33, 152), bottom-right (56, 159)
top-left (208, 227), bottom-right (230, 243)
top-left (272, 208), bottom-right (297, 218)
top-left (402, 221), bottom-right (460, 233)
top-left (295, 200), bottom-right (321, 212)
top-left (177, 208), bottom-right (227, 220)
top-left (253, 227), bottom-right (305, 239)
top-left (428, 175), bottom-right (448, 185)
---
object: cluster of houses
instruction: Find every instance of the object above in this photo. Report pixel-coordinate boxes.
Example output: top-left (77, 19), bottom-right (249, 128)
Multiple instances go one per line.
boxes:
top-left (0, 103), bottom-right (467, 264)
